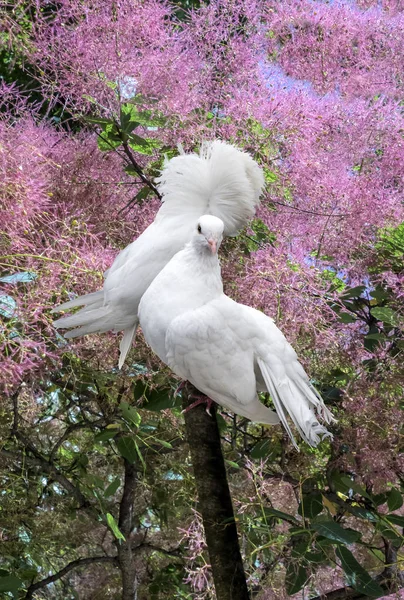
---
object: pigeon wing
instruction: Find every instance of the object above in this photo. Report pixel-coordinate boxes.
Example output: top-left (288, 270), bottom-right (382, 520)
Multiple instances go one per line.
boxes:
top-left (242, 304), bottom-right (335, 448)
top-left (167, 296), bottom-right (333, 447)
top-left (165, 298), bottom-right (280, 425)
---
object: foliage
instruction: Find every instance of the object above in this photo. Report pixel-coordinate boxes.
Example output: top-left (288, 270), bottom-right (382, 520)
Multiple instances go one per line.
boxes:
top-left (0, 0), bottom-right (403, 598)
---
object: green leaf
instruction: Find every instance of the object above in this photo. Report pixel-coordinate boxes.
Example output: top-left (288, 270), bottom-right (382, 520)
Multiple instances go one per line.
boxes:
top-left (125, 107), bottom-right (165, 127)
top-left (133, 380), bottom-right (148, 400)
top-left (285, 562), bottom-right (308, 595)
top-left (128, 134), bottom-right (159, 155)
top-left (378, 523), bottom-right (402, 545)
top-left (385, 513), bottom-right (404, 527)
top-left (104, 477), bottom-right (121, 498)
top-left (225, 459), bottom-right (240, 469)
top-left (216, 413), bottom-right (228, 432)
top-left (0, 575), bottom-right (24, 598)
top-left (370, 307), bottom-right (400, 326)
top-left (341, 286), bottom-right (366, 298)
top-left (263, 167), bottom-right (278, 184)
top-left (19, 568), bottom-right (38, 580)
top-left (138, 422), bottom-right (157, 433)
top-left (116, 436), bottom-right (139, 464)
top-left (86, 474), bottom-right (104, 489)
top-left (263, 507), bottom-right (299, 524)
top-left (106, 513), bottom-right (126, 541)
top-left (304, 550), bottom-right (327, 564)
top-left (298, 492), bottom-right (323, 519)
top-left (348, 506), bottom-right (378, 522)
top-left (370, 287), bottom-right (389, 302)
top-left (291, 539), bottom-right (310, 558)
top-left (120, 104), bottom-right (140, 133)
top-left (153, 438), bottom-right (173, 449)
top-left (120, 402), bottom-right (141, 427)
top-left (371, 492), bottom-right (389, 506)
top-left (245, 219), bottom-right (276, 252)
top-left (97, 132), bottom-right (121, 151)
top-left (250, 438), bottom-right (273, 459)
top-left (84, 115), bottom-right (112, 126)
top-left (124, 164), bottom-right (138, 176)
top-left (82, 94), bottom-right (98, 104)
top-left (94, 430), bottom-right (119, 443)
top-left (387, 487), bottom-right (403, 512)
top-left (144, 389), bottom-right (182, 411)
top-left (130, 186), bottom-right (152, 205)
top-left (336, 546), bottom-right (384, 597)
top-left (340, 476), bottom-right (372, 500)
top-left (338, 312), bottom-right (357, 323)
top-left (141, 113), bottom-right (166, 127)
top-left (103, 122), bottom-right (121, 139)
top-left (144, 138), bottom-right (161, 148)
top-left (311, 520), bottom-right (361, 544)
top-left (134, 436), bottom-right (146, 470)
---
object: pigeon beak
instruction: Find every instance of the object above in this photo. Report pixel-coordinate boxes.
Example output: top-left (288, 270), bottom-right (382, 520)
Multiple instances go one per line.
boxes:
top-left (207, 238), bottom-right (217, 254)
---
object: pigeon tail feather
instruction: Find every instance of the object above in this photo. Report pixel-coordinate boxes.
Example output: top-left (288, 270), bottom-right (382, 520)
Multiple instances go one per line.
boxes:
top-left (257, 358), bottom-right (333, 449)
top-left (118, 323), bottom-right (138, 369)
top-left (53, 306), bottom-right (111, 333)
top-left (51, 290), bottom-right (104, 313)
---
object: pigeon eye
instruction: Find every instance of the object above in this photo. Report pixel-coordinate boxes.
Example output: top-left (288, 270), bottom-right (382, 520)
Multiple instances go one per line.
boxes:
top-left (197, 224), bottom-right (202, 233)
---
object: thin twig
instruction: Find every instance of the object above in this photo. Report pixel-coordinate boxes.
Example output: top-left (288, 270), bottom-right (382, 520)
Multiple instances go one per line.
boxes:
top-left (1, 448), bottom-right (90, 509)
top-left (120, 138), bottom-right (162, 200)
top-left (24, 555), bottom-right (117, 599)
top-left (269, 199), bottom-right (348, 218)
top-left (315, 205), bottom-right (337, 263)
top-left (49, 419), bottom-right (104, 461)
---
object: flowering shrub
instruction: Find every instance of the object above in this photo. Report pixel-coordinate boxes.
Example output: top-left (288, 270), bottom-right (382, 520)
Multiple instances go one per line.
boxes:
top-left (0, 1), bottom-right (403, 598)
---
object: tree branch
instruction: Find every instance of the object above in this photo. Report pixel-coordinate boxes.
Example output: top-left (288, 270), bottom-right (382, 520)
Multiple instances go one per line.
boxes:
top-left (0, 448), bottom-right (89, 508)
top-left (117, 460), bottom-right (138, 600)
top-left (121, 138), bottom-right (162, 201)
top-left (6, 391), bottom-right (91, 509)
top-left (24, 556), bottom-right (117, 599)
top-left (133, 542), bottom-right (183, 559)
top-left (182, 384), bottom-right (250, 600)
top-left (49, 419), bottom-right (104, 461)
top-left (268, 199), bottom-right (349, 218)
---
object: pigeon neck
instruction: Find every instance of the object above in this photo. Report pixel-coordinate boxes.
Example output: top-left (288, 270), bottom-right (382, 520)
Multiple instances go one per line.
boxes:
top-left (188, 241), bottom-right (220, 265)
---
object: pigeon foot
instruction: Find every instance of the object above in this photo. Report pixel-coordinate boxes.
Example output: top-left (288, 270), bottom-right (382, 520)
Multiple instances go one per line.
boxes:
top-left (182, 394), bottom-right (214, 416)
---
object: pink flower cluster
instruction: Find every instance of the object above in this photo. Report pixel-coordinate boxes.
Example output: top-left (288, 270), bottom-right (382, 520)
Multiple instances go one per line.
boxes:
top-left (2, 4), bottom-right (404, 592)
top-left (0, 85), bottom-right (156, 394)
top-left (265, 0), bottom-right (404, 99)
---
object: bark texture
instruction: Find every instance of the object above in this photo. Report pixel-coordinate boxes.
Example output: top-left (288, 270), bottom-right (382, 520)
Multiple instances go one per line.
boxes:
top-left (118, 460), bottom-right (138, 600)
top-left (183, 385), bottom-right (250, 600)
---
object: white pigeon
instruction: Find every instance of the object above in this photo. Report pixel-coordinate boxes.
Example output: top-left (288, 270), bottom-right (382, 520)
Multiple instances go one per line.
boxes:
top-left (52, 141), bottom-right (264, 368)
top-left (138, 215), bottom-right (334, 448)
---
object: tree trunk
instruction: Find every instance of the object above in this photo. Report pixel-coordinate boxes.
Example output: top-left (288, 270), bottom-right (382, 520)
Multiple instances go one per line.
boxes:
top-left (182, 384), bottom-right (250, 600)
top-left (118, 461), bottom-right (138, 600)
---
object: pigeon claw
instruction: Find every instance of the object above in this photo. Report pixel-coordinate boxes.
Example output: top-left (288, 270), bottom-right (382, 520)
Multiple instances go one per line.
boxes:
top-left (182, 394), bottom-right (214, 416)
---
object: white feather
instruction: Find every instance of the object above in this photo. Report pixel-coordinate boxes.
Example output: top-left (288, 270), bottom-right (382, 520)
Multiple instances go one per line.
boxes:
top-left (139, 215), bottom-right (334, 448)
top-left (155, 140), bottom-right (264, 234)
top-left (52, 142), bottom-right (264, 367)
